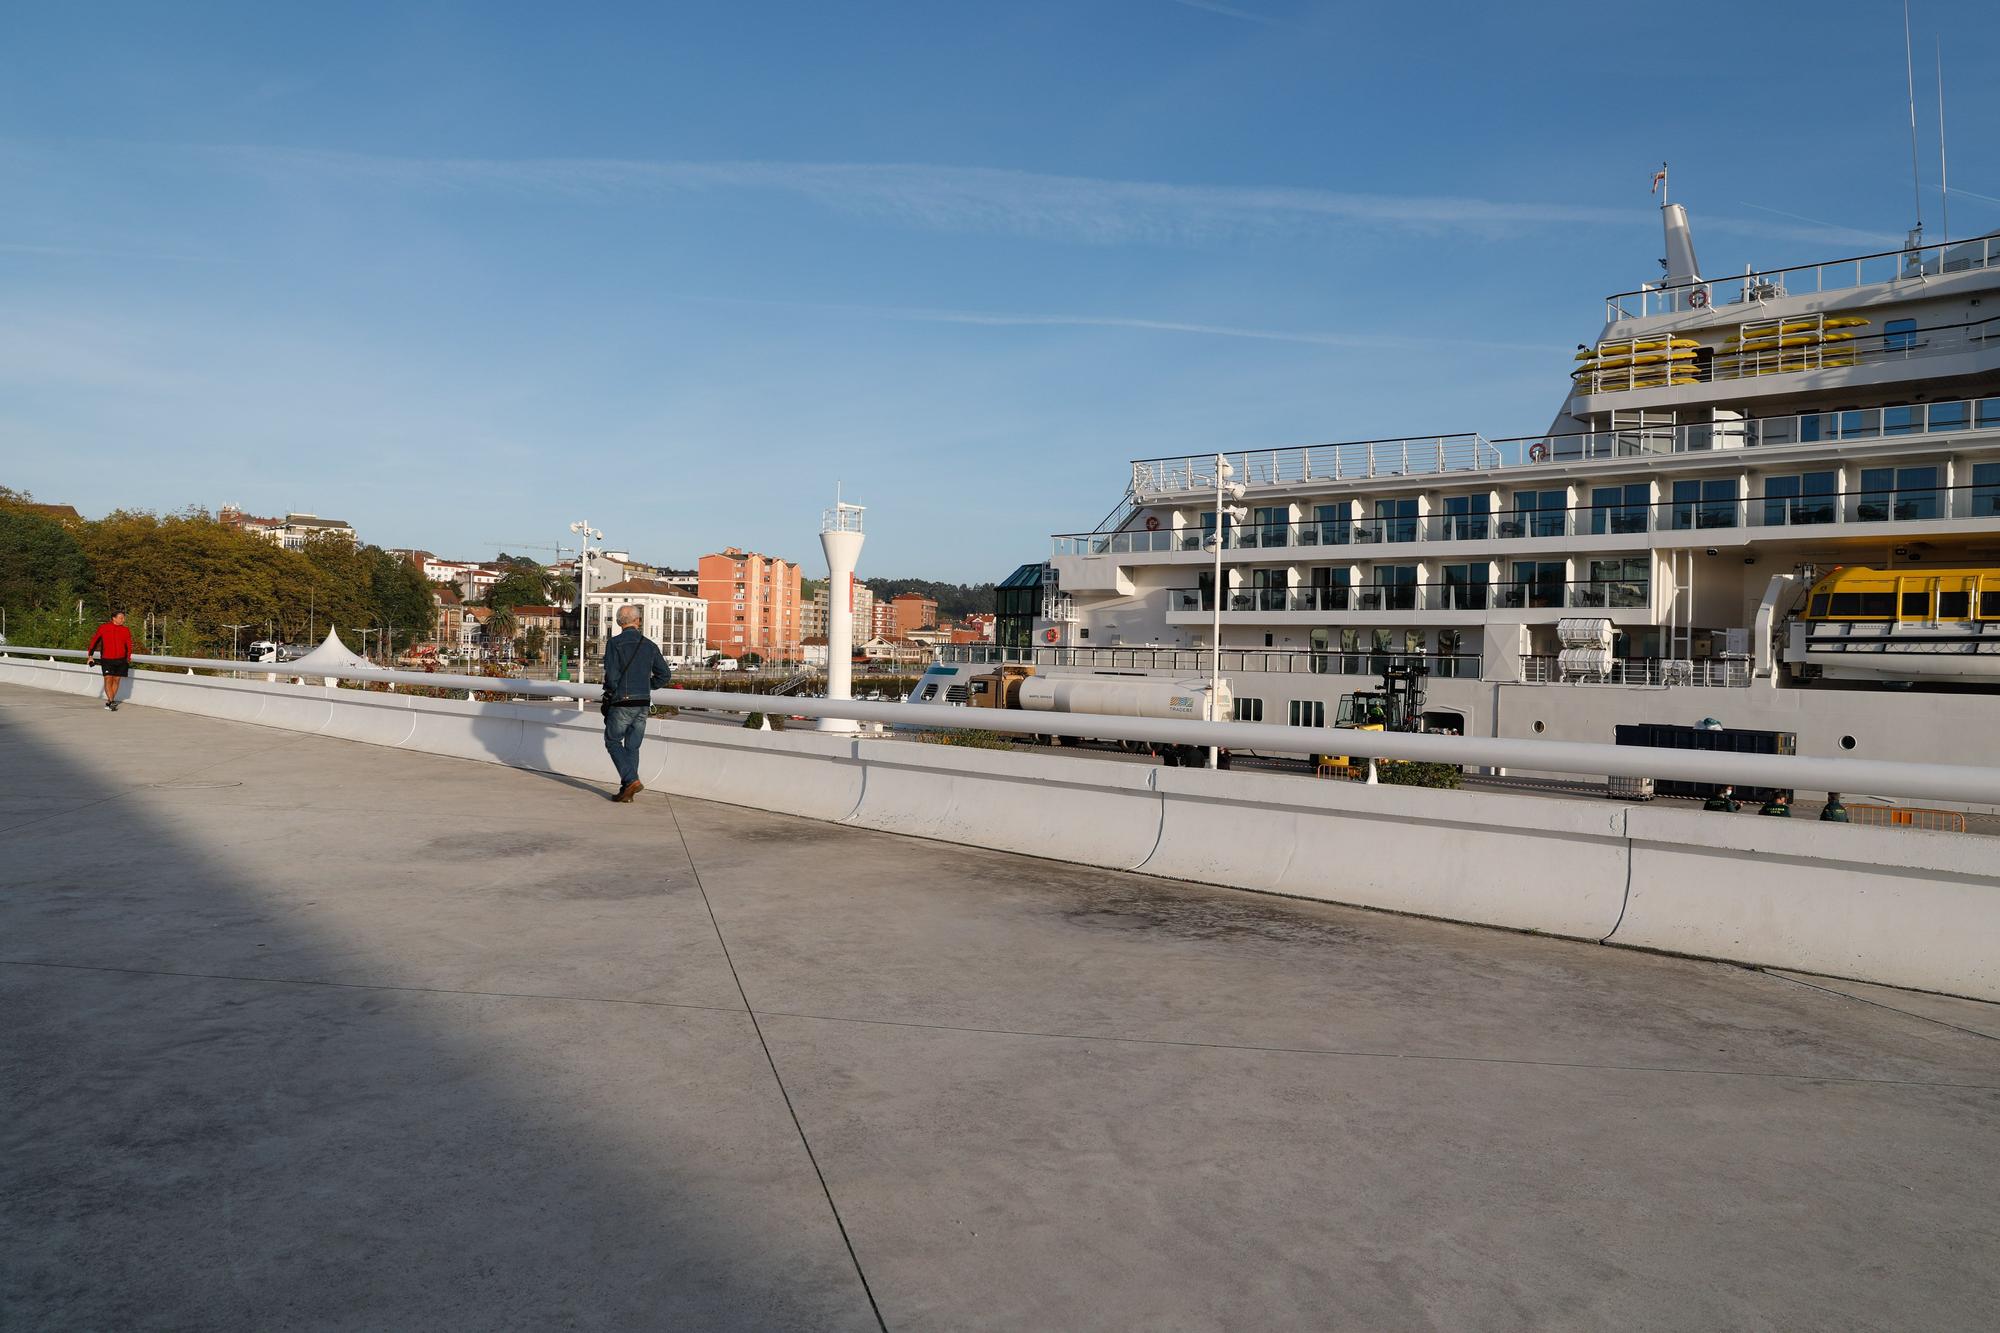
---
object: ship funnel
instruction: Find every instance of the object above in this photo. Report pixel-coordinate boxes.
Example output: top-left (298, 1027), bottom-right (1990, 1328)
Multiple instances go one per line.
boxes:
top-left (1661, 202), bottom-right (1703, 309)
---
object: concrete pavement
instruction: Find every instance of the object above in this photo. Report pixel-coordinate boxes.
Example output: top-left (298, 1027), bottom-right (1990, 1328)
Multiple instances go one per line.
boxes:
top-left (3, 681), bottom-right (1997, 1329)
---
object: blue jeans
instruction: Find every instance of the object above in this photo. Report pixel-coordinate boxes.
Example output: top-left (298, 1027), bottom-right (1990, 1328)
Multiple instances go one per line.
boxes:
top-left (603, 705), bottom-right (648, 787)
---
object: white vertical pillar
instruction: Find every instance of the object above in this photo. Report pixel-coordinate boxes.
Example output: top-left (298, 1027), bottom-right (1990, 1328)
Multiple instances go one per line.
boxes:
top-left (820, 499), bottom-right (866, 733)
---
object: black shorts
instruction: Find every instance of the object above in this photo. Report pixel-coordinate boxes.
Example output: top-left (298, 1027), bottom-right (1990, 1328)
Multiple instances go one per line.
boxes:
top-left (101, 659), bottom-right (130, 678)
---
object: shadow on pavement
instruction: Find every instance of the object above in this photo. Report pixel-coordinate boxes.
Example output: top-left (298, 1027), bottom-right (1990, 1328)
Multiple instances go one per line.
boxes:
top-left (0, 702), bottom-right (875, 1331)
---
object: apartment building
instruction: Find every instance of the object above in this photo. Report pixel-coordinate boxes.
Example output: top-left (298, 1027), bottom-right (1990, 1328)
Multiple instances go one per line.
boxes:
top-left (698, 547), bottom-right (803, 661)
top-left (587, 579), bottom-right (709, 664)
top-left (890, 593), bottom-right (938, 638)
top-left (220, 507), bottom-right (357, 549)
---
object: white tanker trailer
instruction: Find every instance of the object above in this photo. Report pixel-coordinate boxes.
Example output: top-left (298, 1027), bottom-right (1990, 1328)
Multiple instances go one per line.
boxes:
top-left (905, 663), bottom-right (1230, 743)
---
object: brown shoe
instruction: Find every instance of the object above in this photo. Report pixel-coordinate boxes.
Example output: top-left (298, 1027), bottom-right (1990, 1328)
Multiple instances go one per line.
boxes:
top-left (614, 780), bottom-right (643, 803)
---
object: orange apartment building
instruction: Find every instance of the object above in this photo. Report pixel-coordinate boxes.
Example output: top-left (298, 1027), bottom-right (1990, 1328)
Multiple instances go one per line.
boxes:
top-left (697, 547), bottom-right (803, 661)
top-left (889, 593), bottom-right (938, 638)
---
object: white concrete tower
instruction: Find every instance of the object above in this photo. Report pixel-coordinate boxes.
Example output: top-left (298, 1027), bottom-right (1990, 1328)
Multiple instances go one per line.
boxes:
top-left (819, 498), bottom-right (866, 733)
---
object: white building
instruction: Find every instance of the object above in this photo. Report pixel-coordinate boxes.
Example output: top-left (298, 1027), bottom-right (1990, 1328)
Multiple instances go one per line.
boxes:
top-left (587, 579), bottom-right (709, 664)
top-left (221, 507), bottom-right (357, 549)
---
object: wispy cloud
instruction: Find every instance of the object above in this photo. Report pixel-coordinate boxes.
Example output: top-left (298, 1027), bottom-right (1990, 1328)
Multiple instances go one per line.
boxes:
top-left (673, 292), bottom-right (1564, 353)
top-left (202, 145), bottom-right (1640, 244)
top-left (1168, 0), bottom-right (1288, 27)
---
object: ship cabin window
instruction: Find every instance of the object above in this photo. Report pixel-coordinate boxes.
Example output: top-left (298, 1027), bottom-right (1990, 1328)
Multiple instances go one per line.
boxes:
top-left (1509, 561), bottom-right (1565, 609)
top-left (1826, 589), bottom-right (1896, 619)
top-left (1312, 502), bottom-right (1352, 546)
top-left (1590, 484), bottom-right (1650, 535)
top-left (1233, 697), bottom-right (1264, 723)
top-left (1973, 462), bottom-right (2000, 518)
top-left (1808, 593), bottom-right (1830, 618)
top-left (1373, 498), bottom-right (1418, 544)
top-left (1441, 562), bottom-right (1489, 610)
top-left (1510, 490), bottom-right (1567, 539)
top-left (1440, 494), bottom-right (1490, 541)
top-left (1938, 580), bottom-right (1972, 620)
top-left (1884, 318), bottom-right (1918, 352)
top-left (1199, 510), bottom-right (1235, 549)
top-left (1856, 466), bottom-right (1940, 522)
top-left (1289, 699), bottom-right (1327, 728)
top-left (1764, 471), bottom-right (1837, 526)
top-left (1983, 588), bottom-right (2000, 619)
top-left (1249, 506), bottom-right (1290, 548)
top-left (1308, 566), bottom-right (1350, 611)
top-left (1671, 478), bottom-right (1739, 529)
top-left (1900, 587), bottom-right (1933, 620)
top-left (1369, 565), bottom-right (1419, 611)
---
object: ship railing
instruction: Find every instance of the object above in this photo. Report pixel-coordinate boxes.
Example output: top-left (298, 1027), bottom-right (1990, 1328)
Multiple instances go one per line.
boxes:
top-left (936, 643), bottom-right (1482, 680)
top-left (1521, 655), bottom-right (1750, 688)
top-left (1165, 579), bottom-right (1652, 615)
top-left (1604, 235), bottom-right (2000, 322)
top-left (1055, 464), bottom-right (2000, 558)
top-left (1069, 399), bottom-right (2000, 540)
top-left (1130, 435), bottom-right (1500, 497)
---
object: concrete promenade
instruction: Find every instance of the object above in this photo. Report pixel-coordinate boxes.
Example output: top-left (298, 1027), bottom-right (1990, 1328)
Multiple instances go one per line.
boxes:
top-left (3, 682), bottom-right (1997, 1330)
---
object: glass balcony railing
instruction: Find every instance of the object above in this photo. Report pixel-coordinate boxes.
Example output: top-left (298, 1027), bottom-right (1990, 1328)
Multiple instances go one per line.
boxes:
top-left (1057, 472), bottom-right (2000, 558)
top-left (1169, 579), bottom-right (1651, 614)
top-left (1068, 398), bottom-right (2000, 532)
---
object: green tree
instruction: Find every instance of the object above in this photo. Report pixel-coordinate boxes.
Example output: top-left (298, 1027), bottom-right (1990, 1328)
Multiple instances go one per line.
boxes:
top-left (0, 509), bottom-right (91, 614)
top-left (483, 565), bottom-right (555, 611)
top-left (367, 549), bottom-right (435, 651)
top-left (522, 624), bottom-right (546, 663)
top-left (486, 605), bottom-right (519, 655)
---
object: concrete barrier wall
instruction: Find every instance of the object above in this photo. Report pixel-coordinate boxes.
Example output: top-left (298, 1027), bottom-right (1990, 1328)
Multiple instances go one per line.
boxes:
top-left (1611, 805), bottom-right (2000, 1000)
top-left (4, 657), bottom-right (1994, 1001)
top-left (1144, 768), bottom-right (1631, 938)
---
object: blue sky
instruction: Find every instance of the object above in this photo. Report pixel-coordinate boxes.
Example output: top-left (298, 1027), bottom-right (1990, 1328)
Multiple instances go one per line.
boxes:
top-left (4, 0), bottom-right (1995, 580)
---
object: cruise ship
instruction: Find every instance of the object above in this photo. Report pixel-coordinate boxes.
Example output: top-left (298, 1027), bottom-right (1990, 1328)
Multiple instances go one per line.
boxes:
top-left (946, 196), bottom-right (2000, 770)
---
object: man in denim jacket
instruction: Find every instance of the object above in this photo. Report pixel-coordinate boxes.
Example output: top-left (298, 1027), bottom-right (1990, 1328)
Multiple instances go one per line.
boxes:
top-left (601, 605), bottom-right (673, 803)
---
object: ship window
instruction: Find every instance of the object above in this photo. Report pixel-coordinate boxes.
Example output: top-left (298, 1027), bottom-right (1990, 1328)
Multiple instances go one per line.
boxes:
top-left (1900, 590), bottom-right (1932, 618)
top-left (1926, 400), bottom-right (1967, 432)
top-left (1973, 463), bottom-right (2000, 518)
top-left (1861, 592), bottom-right (1895, 617)
top-left (1939, 590), bottom-right (1970, 619)
top-left (1809, 594), bottom-right (1830, 618)
top-left (1982, 590), bottom-right (2000, 619)
top-left (1233, 697), bottom-right (1264, 722)
top-left (1288, 699), bottom-right (1326, 728)
top-left (1671, 478), bottom-right (1738, 529)
top-left (1883, 404), bottom-right (1918, 437)
top-left (1884, 318), bottom-right (1917, 351)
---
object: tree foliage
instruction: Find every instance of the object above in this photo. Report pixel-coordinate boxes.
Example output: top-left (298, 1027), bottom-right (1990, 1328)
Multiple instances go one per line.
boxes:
top-left (0, 495), bottom-right (443, 655)
top-left (864, 577), bottom-right (996, 622)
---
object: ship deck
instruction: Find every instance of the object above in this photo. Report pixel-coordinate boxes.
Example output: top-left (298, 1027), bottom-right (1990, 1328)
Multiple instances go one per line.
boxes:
top-left (4, 682), bottom-right (1997, 1329)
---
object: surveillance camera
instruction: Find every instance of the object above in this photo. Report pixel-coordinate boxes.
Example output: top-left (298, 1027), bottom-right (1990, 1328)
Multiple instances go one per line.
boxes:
top-left (1704, 547), bottom-right (1718, 557)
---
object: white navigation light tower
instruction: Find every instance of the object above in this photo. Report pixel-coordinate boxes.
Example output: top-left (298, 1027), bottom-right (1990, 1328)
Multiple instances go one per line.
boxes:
top-left (820, 496), bottom-right (866, 733)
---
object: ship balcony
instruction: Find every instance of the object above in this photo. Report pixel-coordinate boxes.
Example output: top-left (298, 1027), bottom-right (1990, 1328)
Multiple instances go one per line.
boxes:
top-left (1059, 477), bottom-right (2000, 566)
top-left (1163, 579), bottom-right (1655, 625)
top-left (1079, 395), bottom-right (2000, 518)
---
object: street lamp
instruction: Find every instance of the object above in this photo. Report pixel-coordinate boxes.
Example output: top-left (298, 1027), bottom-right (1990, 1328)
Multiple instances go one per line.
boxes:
top-left (569, 520), bottom-right (604, 689)
top-left (222, 623), bottom-right (251, 660)
top-left (1206, 453), bottom-right (1249, 769)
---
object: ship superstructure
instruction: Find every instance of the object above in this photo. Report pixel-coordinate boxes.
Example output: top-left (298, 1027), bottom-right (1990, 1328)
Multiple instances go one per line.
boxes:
top-left (952, 200), bottom-right (2000, 768)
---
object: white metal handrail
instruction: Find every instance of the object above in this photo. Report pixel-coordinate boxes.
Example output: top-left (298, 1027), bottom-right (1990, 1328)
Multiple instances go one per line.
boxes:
top-left (7, 645), bottom-right (1999, 804)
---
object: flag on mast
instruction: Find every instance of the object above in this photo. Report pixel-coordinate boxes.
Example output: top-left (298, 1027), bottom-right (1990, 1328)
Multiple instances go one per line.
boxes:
top-left (1650, 163), bottom-right (1668, 195)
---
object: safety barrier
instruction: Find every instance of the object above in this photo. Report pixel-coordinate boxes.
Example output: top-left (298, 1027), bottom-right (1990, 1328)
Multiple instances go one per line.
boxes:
top-left (3, 648), bottom-right (1996, 1000)
top-left (1845, 803), bottom-right (1969, 833)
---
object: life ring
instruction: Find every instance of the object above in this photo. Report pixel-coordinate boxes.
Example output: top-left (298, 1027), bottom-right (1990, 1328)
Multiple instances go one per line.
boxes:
top-left (1689, 288), bottom-right (1709, 308)
top-left (1043, 628), bottom-right (1060, 644)
top-left (1528, 442), bottom-right (1550, 462)
top-left (1144, 516), bottom-right (1160, 531)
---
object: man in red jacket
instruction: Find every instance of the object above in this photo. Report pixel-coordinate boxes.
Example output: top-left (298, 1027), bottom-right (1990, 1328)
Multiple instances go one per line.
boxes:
top-left (87, 611), bottom-right (134, 711)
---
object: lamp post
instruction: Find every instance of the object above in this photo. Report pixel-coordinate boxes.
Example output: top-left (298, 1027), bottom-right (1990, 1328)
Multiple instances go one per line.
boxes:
top-left (221, 623), bottom-right (250, 660)
top-left (1206, 453), bottom-right (1249, 769)
top-left (569, 520), bottom-right (603, 689)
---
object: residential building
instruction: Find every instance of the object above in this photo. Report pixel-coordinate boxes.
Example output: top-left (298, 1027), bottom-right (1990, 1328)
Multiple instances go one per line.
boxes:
top-left (890, 593), bottom-right (939, 638)
top-left (809, 577), bottom-right (873, 645)
top-left (220, 507), bottom-right (357, 549)
top-left (698, 547), bottom-right (803, 661)
top-left (587, 579), bottom-right (709, 664)
top-left (800, 636), bottom-right (830, 668)
top-left (800, 596), bottom-right (828, 640)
